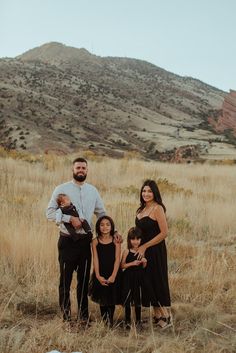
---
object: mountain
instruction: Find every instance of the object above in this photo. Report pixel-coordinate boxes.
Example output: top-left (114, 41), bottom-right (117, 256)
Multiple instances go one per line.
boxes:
top-left (0, 42), bottom-right (235, 161)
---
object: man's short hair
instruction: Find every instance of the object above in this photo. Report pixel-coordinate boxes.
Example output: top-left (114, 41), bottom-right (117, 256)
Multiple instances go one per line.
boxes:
top-left (72, 157), bottom-right (88, 165)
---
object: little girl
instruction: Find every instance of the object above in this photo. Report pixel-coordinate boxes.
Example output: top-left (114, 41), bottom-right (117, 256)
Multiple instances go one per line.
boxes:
top-left (121, 227), bottom-right (153, 327)
top-left (89, 215), bottom-right (121, 326)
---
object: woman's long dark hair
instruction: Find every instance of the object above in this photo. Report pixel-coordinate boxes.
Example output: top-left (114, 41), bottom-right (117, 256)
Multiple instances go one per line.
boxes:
top-left (95, 215), bottom-right (115, 238)
top-left (137, 179), bottom-right (166, 213)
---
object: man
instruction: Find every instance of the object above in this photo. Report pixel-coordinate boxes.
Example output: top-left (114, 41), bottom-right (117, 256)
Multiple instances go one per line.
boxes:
top-left (46, 157), bottom-right (106, 323)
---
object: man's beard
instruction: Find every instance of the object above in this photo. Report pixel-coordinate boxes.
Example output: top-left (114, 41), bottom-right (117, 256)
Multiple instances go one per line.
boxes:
top-left (73, 173), bottom-right (87, 182)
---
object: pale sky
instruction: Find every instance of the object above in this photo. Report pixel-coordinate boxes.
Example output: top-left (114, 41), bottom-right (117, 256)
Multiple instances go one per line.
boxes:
top-left (0, 0), bottom-right (235, 92)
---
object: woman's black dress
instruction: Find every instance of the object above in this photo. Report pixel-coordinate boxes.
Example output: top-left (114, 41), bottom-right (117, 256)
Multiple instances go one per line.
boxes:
top-left (135, 216), bottom-right (171, 307)
top-left (89, 239), bottom-right (121, 306)
top-left (121, 250), bottom-right (154, 307)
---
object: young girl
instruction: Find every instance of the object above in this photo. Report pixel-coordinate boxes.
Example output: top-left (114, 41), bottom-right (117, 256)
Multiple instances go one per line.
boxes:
top-left (89, 215), bottom-right (121, 326)
top-left (121, 227), bottom-right (153, 328)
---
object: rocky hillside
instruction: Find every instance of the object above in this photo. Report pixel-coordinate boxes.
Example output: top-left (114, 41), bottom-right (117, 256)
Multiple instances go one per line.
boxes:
top-left (0, 42), bottom-right (235, 160)
top-left (209, 90), bottom-right (236, 142)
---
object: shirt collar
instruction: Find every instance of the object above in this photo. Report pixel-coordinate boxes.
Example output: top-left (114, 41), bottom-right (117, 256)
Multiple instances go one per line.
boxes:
top-left (71, 180), bottom-right (87, 188)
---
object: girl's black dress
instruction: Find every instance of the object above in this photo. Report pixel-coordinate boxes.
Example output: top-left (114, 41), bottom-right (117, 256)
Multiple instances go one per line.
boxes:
top-left (121, 250), bottom-right (154, 307)
top-left (89, 239), bottom-right (121, 306)
top-left (135, 216), bottom-right (171, 307)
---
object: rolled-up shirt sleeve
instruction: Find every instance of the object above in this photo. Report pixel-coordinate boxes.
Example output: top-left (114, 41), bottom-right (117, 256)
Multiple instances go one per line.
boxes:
top-left (55, 209), bottom-right (62, 225)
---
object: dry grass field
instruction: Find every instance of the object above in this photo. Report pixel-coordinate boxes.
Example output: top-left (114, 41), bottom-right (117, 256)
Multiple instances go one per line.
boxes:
top-left (0, 151), bottom-right (236, 353)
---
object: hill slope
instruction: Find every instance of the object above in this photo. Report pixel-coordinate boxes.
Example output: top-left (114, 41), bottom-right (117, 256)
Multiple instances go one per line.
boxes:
top-left (0, 42), bottom-right (235, 160)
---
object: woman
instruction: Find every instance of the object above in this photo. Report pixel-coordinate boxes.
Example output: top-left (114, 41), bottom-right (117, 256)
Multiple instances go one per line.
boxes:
top-left (135, 179), bottom-right (171, 328)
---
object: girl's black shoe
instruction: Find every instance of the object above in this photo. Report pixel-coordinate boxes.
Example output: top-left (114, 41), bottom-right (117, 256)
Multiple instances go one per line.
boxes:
top-left (124, 320), bottom-right (131, 330)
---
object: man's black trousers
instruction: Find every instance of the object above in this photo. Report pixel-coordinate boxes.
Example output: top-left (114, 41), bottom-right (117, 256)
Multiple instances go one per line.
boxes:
top-left (58, 234), bottom-right (91, 320)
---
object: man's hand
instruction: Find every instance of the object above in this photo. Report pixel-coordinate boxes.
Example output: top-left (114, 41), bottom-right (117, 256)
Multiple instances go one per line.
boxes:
top-left (70, 216), bottom-right (82, 229)
top-left (114, 231), bottom-right (123, 244)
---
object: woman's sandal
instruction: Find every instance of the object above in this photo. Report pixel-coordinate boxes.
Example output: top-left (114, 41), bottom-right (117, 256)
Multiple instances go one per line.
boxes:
top-left (157, 316), bottom-right (172, 329)
top-left (153, 316), bottom-right (163, 325)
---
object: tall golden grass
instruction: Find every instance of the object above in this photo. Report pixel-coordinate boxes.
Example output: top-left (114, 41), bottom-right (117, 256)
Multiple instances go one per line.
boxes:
top-left (0, 153), bottom-right (236, 353)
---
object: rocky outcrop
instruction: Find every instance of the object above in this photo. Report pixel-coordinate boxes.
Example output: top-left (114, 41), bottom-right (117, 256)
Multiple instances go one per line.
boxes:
top-left (170, 145), bottom-right (199, 163)
top-left (212, 90), bottom-right (236, 135)
top-left (151, 145), bottom-right (199, 163)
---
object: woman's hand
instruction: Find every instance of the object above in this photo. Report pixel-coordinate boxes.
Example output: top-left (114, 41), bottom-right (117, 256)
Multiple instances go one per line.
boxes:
top-left (141, 257), bottom-right (147, 264)
top-left (141, 257), bottom-right (147, 267)
top-left (135, 245), bottom-right (147, 260)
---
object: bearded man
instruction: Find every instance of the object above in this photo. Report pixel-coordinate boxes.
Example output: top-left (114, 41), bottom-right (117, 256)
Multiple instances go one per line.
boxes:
top-left (46, 157), bottom-right (106, 323)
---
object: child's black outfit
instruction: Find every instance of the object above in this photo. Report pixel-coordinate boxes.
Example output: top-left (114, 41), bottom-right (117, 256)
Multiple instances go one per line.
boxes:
top-left (121, 250), bottom-right (154, 325)
top-left (89, 239), bottom-right (121, 326)
top-left (60, 203), bottom-right (93, 241)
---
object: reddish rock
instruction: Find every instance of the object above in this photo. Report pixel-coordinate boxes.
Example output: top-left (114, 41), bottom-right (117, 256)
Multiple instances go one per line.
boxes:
top-left (213, 90), bottom-right (236, 135)
top-left (170, 145), bottom-right (199, 163)
top-left (154, 145), bottom-right (199, 163)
